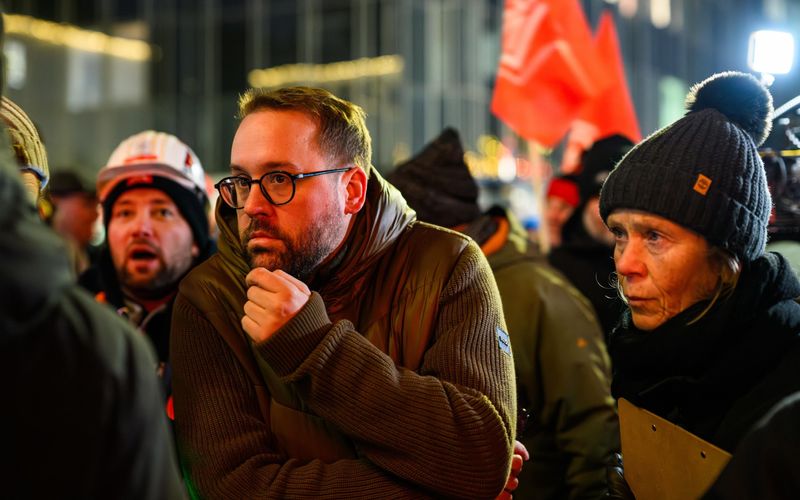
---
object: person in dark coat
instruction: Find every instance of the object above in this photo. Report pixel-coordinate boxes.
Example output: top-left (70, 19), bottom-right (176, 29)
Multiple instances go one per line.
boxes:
top-left (549, 134), bottom-right (633, 338)
top-left (0, 10), bottom-right (183, 497)
top-left (600, 71), bottom-right (800, 454)
top-left (389, 127), bottom-right (618, 500)
top-left (703, 391), bottom-right (800, 499)
top-left (0, 94), bottom-right (185, 500)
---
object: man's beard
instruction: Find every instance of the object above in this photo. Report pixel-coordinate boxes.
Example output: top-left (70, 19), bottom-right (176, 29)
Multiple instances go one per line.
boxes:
top-left (244, 211), bottom-right (345, 282)
top-left (118, 251), bottom-right (194, 300)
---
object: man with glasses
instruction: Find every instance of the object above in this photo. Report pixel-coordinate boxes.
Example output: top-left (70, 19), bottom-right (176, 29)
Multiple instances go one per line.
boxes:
top-left (171, 86), bottom-right (523, 498)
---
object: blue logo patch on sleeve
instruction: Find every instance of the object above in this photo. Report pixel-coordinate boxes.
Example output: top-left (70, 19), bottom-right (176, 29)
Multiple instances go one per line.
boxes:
top-left (496, 327), bottom-right (511, 355)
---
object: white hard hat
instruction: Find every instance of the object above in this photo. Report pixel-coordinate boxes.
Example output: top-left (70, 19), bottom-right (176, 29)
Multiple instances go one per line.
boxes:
top-left (97, 130), bottom-right (206, 202)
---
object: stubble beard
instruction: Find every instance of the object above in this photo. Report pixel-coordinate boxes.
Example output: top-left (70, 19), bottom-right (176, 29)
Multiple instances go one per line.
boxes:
top-left (244, 211), bottom-right (346, 283)
top-left (118, 251), bottom-right (194, 301)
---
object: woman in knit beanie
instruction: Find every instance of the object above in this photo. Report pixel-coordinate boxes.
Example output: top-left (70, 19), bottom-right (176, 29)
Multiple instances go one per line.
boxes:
top-left (599, 71), bottom-right (800, 456)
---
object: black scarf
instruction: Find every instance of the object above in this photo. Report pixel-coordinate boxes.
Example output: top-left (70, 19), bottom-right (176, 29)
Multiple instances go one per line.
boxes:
top-left (609, 252), bottom-right (800, 449)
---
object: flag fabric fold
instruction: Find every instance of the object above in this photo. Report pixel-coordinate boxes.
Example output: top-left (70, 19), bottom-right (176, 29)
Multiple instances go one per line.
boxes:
top-left (491, 0), bottom-right (611, 147)
top-left (561, 11), bottom-right (642, 172)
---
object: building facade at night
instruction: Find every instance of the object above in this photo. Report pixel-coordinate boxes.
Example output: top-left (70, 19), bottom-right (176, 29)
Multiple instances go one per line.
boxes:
top-left (3, 0), bottom-right (798, 184)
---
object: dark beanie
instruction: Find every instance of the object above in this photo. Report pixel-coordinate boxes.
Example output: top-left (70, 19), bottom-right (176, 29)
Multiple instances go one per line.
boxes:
top-left (49, 170), bottom-right (96, 197)
top-left (578, 134), bottom-right (634, 202)
top-left (386, 127), bottom-right (481, 228)
top-left (102, 175), bottom-right (212, 261)
top-left (599, 71), bottom-right (773, 262)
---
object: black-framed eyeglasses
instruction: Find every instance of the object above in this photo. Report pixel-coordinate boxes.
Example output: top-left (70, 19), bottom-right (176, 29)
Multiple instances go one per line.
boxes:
top-left (214, 166), bottom-right (353, 208)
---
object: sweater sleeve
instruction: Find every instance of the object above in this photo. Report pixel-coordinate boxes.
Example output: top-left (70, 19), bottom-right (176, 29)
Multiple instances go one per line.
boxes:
top-left (171, 291), bottom-right (432, 500)
top-left (254, 242), bottom-right (516, 499)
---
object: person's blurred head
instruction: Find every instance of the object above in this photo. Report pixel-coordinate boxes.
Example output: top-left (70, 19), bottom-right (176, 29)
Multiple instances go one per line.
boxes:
top-left (218, 86), bottom-right (369, 280)
top-left (0, 97), bottom-right (48, 204)
top-left (545, 174), bottom-right (579, 247)
top-left (98, 131), bottom-right (210, 302)
top-left (577, 134), bottom-right (634, 247)
top-left (386, 127), bottom-right (480, 228)
top-left (600, 71), bottom-right (772, 330)
top-left (48, 170), bottom-right (99, 248)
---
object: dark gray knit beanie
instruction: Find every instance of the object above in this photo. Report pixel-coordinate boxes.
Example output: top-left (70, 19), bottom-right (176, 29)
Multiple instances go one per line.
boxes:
top-left (599, 71), bottom-right (773, 262)
top-left (387, 127), bottom-right (481, 228)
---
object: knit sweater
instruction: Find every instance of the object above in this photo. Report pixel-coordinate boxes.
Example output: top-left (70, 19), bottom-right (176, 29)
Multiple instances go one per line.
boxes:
top-left (171, 168), bottom-right (516, 499)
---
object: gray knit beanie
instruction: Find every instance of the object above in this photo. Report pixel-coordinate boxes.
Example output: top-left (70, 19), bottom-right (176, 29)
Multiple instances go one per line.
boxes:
top-left (599, 71), bottom-right (773, 262)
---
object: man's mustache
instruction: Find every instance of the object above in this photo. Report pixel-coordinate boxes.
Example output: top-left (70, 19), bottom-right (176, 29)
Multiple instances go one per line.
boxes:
top-left (245, 219), bottom-right (285, 241)
top-left (125, 238), bottom-right (163, 259)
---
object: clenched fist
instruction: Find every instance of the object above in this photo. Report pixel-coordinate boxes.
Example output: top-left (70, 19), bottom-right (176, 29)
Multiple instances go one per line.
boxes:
top-left (242, 268), bottom-right (312, 343)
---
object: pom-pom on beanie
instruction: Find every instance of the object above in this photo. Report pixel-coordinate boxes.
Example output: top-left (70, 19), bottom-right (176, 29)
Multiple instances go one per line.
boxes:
top-left (599, 71), bottom-right (773, 262)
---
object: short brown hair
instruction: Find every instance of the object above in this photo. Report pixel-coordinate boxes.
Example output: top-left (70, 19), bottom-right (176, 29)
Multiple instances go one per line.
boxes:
top-left (237, 87), bottom-right (371, 177)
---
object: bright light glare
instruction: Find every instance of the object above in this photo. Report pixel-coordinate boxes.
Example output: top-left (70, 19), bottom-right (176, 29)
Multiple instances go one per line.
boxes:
top-left (497, 155), bottom-right (517, 183)
top-left (650, 0), bottom-right (671, 29)
top-left (748, 30), bottom-right (794, 75)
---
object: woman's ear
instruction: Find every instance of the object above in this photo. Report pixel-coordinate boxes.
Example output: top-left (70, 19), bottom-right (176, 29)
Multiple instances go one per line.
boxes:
top-left (343, 166), bottom-right (367, 215)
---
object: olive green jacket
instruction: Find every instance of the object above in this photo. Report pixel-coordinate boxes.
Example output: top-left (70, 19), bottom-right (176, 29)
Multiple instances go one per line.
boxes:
top-left (171, 169), bottom-right (516, 499)
top-left (466, 207), bottom-right (619, 500)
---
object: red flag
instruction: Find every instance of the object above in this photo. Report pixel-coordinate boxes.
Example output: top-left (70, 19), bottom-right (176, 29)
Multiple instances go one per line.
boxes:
top-left (491, 0), bottom-right (609, 147)
top-left (561, 11), bottom-right (642, 172)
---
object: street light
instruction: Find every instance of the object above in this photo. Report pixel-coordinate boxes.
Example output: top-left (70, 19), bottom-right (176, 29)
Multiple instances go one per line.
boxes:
top-left (748, 30), bottom-right (794, 86)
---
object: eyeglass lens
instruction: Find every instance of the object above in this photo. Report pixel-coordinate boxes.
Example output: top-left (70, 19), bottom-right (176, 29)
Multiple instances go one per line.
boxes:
top-left (221, 172), bottom-right (295, 208)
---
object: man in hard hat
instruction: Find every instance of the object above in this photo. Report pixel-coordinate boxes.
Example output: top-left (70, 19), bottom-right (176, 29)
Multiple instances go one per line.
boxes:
top-left (80, 131), bottom-right (214, 414)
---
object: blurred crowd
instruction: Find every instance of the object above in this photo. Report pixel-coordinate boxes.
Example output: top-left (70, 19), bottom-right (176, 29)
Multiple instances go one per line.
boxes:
top-left (4, 9), bottom-right (800, 500)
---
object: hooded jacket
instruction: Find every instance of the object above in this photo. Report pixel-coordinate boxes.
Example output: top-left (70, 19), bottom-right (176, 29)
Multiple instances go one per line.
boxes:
top-left (464, 206), bottom-right (619, 500)
top-left (0, 135), bottom-right (184, 499)
top-left (171, 168), bottom-right (516, 499)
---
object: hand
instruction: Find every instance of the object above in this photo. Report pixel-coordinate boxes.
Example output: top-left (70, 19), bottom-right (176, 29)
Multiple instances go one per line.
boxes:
top-left (242, 268), bottom-right (311, 343)
top-left (496, 440), bottom-right (530, 499)
top-left (605, 453), bottom-right (635, 499)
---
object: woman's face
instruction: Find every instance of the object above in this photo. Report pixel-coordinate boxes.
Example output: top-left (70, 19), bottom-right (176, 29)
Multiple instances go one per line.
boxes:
top-left (607, 209), bottom-right (720, 330)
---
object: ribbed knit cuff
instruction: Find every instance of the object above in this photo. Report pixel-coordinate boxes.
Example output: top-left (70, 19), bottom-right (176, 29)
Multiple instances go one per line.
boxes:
top-left (253, 291), bottom-right (332, 377)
